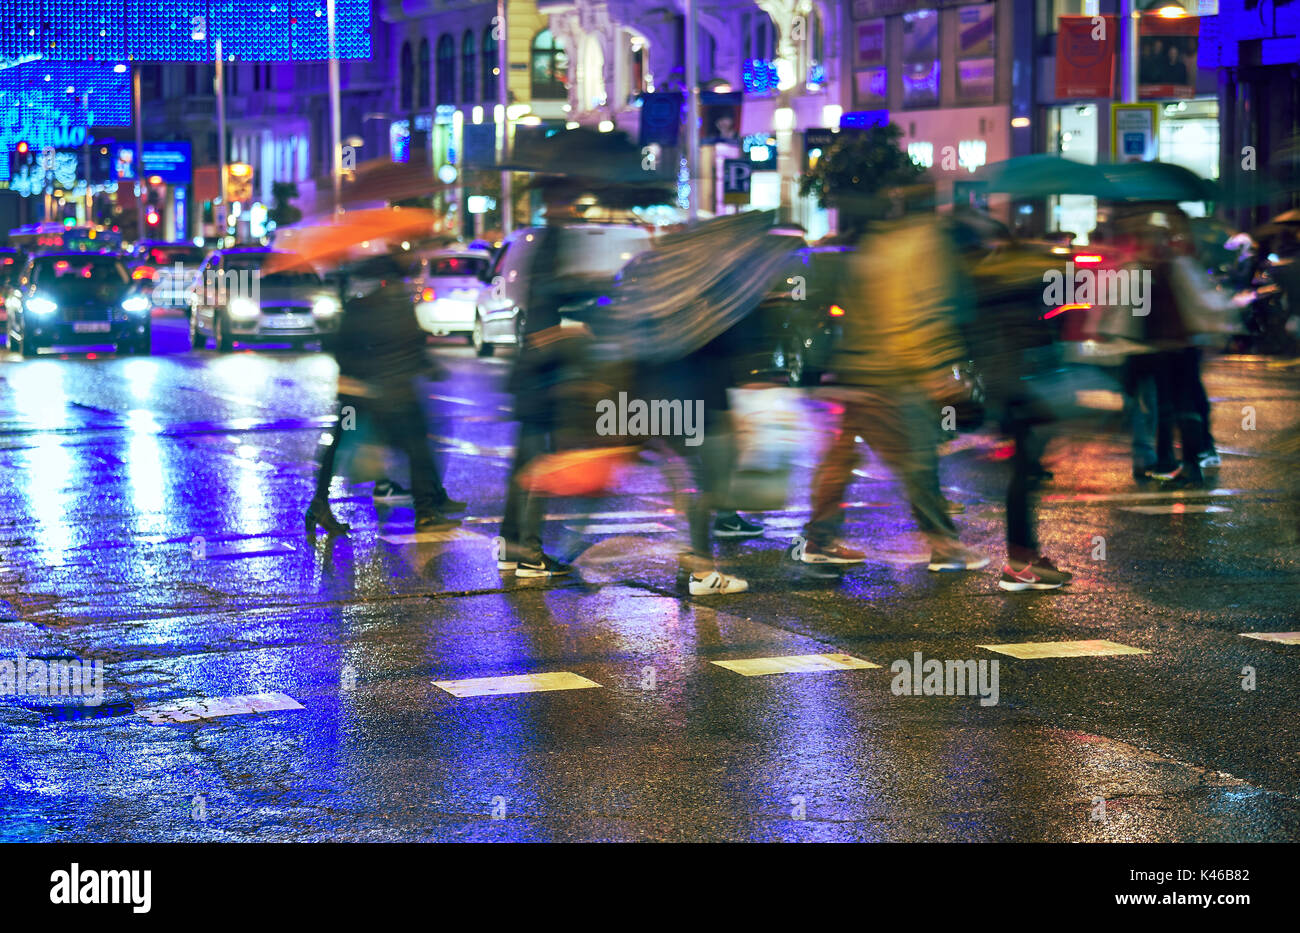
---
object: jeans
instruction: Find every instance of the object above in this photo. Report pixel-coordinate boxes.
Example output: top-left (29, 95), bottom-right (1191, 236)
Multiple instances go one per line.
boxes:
top-left (500, 421), bottom-right (552, 559)
top-left (805, 387), bottom-right (958, 548)
top-left (313, 394), bottom-right (448, 515)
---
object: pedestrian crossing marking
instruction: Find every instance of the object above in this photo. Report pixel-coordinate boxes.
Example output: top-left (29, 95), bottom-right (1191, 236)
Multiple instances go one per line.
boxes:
top-left (378, 527), bottom-right (483, 545)
top-left (1241, 632), bottom-right (1300, 644)
top-left (977, 639), bottom-right (1148, 659)
top-left (711, 653), bottom-right (881, 676)
top-left (1121, 504), bottom-right (1231, 514)
top-left (1045, 489), bottom-right (1248, 504)
top-left (204, 539), bottom-right (296, 559)
top-left (137, 691), bottom-right (304, 724)
top-left (564, 522), bottom-right (675, 535)
top-left (433, 672), bottom-right (601, 698)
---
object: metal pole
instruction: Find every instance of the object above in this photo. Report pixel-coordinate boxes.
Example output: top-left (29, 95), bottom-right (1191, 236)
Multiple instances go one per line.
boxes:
top-left (134, 66), bottom-right (146, 243)
top-left (328, 0), bottom-right (342, 217)
top-left (497, 0), bottom-right (511, 234)
top-left (82, 91), bottom-right (92, 225)
top-left (1121, 0), bottom-right (1138, 104)
top-left (215, 39), bottom-right (227, 242)
top-left (685, 0), bottom-right (699, 223)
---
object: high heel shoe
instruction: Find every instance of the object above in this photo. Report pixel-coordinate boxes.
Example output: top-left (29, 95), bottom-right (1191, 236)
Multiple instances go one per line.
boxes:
top-left (305, 497), bottom-right (350, 542)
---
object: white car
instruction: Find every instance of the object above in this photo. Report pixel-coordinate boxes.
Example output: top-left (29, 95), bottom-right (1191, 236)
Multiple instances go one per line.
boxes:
top-left (412, 248), bottom-right (493, 341)
top-left (472, 224), bottom-right (652, 356)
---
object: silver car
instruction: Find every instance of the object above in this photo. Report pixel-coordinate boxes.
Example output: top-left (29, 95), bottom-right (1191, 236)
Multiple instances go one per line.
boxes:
top-left (412, 248), bottom-right (492, 342)
top-left (187, 247), bottom-right (341, 351)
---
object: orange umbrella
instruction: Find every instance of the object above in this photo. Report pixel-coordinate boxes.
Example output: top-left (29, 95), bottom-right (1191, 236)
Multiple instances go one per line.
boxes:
top-left (266, 207), bottom-right (437, 275)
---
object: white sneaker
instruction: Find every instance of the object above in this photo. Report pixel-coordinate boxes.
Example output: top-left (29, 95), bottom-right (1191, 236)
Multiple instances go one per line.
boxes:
top-left (927, 545), bottom-right (991, 572)
top-left (497, 559), bottom-right (518, 571)
top-left (688, 571), bottom-right (749, 595)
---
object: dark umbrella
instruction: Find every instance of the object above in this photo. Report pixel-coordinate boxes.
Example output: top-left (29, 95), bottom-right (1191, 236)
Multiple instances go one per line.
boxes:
top-left (1098, 160), bottom-right (1217, 203)
top-left (497, 125), bottom-right (675, 207)
top-left (591, 210), bottom-right (795, 363)
top-left (974, 154), bottom-right (1122, 199)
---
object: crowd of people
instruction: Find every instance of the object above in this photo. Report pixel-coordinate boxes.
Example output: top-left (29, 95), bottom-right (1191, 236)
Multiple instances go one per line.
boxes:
top-left (301, 179), bottom-right (1260, 596)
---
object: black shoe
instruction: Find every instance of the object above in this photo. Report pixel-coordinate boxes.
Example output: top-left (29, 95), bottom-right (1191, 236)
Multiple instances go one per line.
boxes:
top-left (414, 512), bottom-right (460, 532)
top-left (436, 495), bottom-right (468, 513)
top-left (515, 553), bottom-right (572, 578)
top-left (713, 513), bottom-right (764, 538)
top-left (305, 497), bottom-right (349, 542)
top-left (373, 480), bottom-right (412, 503)
top-left (1160, 469), bottom-right (1206, 490)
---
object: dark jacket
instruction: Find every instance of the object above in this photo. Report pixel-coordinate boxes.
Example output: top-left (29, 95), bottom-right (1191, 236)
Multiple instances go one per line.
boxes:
top-left (334, 278), bottom-right (441, 399)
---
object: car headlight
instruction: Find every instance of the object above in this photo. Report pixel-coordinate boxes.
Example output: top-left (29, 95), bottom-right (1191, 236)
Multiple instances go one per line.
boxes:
top-left (228, 298), bottom-right (260, 320)
top-left (312, 296), bottom-right (340, 317)
top-left (27, 296), bottom-right (58, 316)
top-left (121, 295), bottom-right (151, 314)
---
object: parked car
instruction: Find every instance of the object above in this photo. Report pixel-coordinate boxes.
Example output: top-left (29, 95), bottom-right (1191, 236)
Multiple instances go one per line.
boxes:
top-left (187, 247), bottom-right (341, 352)
top-left (754, 243), bottom-right (850, 387)
top-left (0, 248), bottom-right (22, 332)
top-left (471, 224), bottom-right (652, 356)
top-left (412, 248), bottom-right (493, 341)
top-left (3, 251), bottom-right (151, 357)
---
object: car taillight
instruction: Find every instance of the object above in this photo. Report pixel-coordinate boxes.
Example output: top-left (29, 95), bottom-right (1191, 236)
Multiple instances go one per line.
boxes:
top-left (133, 266), bottom-right (156, 280)
top-left (421, 287), bottom-right (435, 302)
top-left (1043, 302), bottom-right (1091, 320)
top-left (828, 304), bottom-right (845, 317)
top-left (1073, 254), bottom-right (1103, 264)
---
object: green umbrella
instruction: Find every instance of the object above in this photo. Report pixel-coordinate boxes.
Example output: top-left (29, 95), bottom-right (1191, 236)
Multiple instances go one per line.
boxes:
top-left (973, 154), bottom-right (1122, 199)
top-left (1097, 160), bottom-right (1217, 203)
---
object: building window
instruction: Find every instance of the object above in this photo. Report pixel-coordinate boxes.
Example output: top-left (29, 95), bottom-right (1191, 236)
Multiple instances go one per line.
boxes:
top-left (531, 29), bottom-right (569, 100)
top-left (418, 39), bottom-right (431, 108)
top-left (462, 30), bottom-right (477, 102)
top-left (482, 27), bottom-right (499, 102)
top-left (400, 41), bottom-right (413, 111)
top-left (437, 34), bottom-right (456, 105)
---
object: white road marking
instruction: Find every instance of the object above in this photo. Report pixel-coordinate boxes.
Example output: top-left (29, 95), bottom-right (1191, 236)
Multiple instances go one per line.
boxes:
top-left (712, 653), bottom-right (881, 676)
top-left (564, 522), bottom-right (675, 535)
top-left (378, 528), bottom-right (485, 545)
top-left (137, 691), bottom-right (304, 724)
top-left (1240, 632), bottom-right (1300, 645)
top-left (433, 672), bottom-right (601, 697)
top-left (977, 639), bottom-right (1148, 659)
top-left (1044, 488), bottom-right (1250, 504)
top-left (1121, 504), bottom-right (1232, 514)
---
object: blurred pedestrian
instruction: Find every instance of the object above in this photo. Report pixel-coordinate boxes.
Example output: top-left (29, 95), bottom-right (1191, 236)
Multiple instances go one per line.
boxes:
top-left (959, 239), bottom-right (1074, 591)
top-left (306, 252), bottom-right (465, 540)
top-left (495, 185), bottom-right (585, 578)
top-left (800, 185), bottom-right (989, 572)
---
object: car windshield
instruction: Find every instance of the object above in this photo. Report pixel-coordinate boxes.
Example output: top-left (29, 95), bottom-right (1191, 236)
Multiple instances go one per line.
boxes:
top-left (35, 256), bottom-right (130, 299)
top-left (223, 253), bottom-right (322, 287)
top-left (144, 246), bottom-right (205, 266)
top-left (428, 256), bottom-right (489, 278)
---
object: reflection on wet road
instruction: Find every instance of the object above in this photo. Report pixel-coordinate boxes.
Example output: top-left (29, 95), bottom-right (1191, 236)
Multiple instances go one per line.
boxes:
top-left (1, 312), bottom-right (1298, 841)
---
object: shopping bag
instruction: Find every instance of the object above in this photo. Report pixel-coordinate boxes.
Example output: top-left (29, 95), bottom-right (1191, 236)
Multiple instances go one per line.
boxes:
top-left (517, 446), bottom-right (640, 497)
top-left (724, 387), bottom-right (807, 512)
top-left (333, 402), bottom-right (394, 485)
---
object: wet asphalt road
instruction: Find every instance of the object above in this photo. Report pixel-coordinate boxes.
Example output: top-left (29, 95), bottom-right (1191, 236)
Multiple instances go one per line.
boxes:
top-left (0, 309), bottom-right (1297, 842)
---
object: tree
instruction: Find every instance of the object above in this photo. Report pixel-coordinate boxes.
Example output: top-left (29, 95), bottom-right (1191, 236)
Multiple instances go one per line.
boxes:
top-left (799, 123), bottom-right (927, 232)
top-left (268, 181), bottom-right (302, 228)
